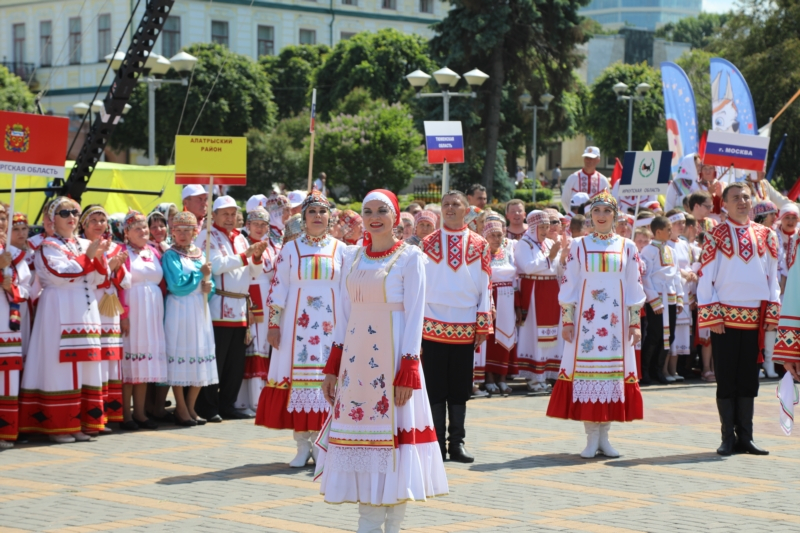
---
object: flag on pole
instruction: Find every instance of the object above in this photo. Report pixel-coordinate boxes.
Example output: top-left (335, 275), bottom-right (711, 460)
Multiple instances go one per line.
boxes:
top-left (787, 177), bottom-right (800, 201)
top-left (610, 157), bottom-right (623, 187)
top-left (698, 130), bottom-right (708, 158)
top-left (309, 89), bottom-right (317, 133)
top-left (766, 133), bottom-right (787, 182)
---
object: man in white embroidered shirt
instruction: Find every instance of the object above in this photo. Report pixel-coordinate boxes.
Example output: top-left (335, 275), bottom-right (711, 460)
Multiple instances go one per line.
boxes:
top-left (560, 146), bottom-right (610, 212)
top-left (421, 190), bottom-right (492, 463)
top-left (196, 196), bottom-right (269, 422)
top-left (697, 183), bottom-right (780, 457)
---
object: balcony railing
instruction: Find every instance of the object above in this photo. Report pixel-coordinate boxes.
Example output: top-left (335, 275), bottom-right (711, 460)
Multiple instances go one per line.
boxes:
top-left (1, 61), bottom-right (36, 82)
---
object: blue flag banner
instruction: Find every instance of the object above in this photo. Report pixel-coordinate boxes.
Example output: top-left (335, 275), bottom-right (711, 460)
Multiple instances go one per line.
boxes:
top-left (710, 58), bottom-right (758, 136)
top-left (661, 62), bottom-right (698, 174)
top-left (423, 121), bottom-right (465, 164)
top-left (766, 133), bottom-right (788, 182)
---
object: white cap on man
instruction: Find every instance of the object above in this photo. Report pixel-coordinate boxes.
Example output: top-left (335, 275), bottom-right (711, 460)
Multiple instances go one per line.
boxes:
top-left (287, 190), bottom-right (307, 208)
top-left (213, 195), bottom-right (238, 212)
top-left (571, 192), bottom-right (591, 207)
top-left (246, 194), bottom-right (268, 213)
top-left (582, 146), bottom-right (601, 159)
top-left (182, 184), bottom-right (207, 201)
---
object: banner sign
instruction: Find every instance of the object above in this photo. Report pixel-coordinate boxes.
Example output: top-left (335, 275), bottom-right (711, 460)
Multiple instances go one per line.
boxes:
top-left (710, 58), bottom-right (757, 135)
top-left (175, 135), bottom-right (247, 185)
top-left (661, 62), bottom-right (699, 174)
top-left (703, 131), bottom-right (770, 172)
top-left (618, 151), bottom-right (673, 196)
top-left (0, 111), bottom-right (69, 178)
top-left (423, 121), bottom-right (464, 164)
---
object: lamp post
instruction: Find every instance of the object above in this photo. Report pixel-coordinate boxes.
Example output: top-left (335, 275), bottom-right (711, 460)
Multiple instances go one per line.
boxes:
top-left (406, 67), bottom-right (489, 192)
top-left (519, 92), bottom-right (554, 203)
top-left (106, 50), bottom-right (197, 165)
top-left (613, 82), bottom-right (651, 152)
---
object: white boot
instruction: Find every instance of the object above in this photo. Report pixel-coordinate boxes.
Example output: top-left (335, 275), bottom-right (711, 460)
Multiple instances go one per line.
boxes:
top-left (0, 441), bottom-right (13, 449)
top-left (309, 431), bottom-right (319, 463)
top-left (763, 330), bottom-right (779, 378)
top-left (597, 422), bottom-right (620, 458)
top-left (384, 503), bottom-right (407, 533)
top-left (357, 503), bottom-right (386, 533)
top-left (289, 431), bottom-right (312, 468)
top-left (580, 422), bottom-right (600, 459)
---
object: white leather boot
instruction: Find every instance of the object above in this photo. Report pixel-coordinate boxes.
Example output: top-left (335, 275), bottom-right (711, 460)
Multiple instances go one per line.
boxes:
top-left (763, 330), bottom-right (779, 378)
top-left (289, 431), bottom-right (312, 468)
top-left (384, 503), bottom-right (407, 533)
top-left (597, 422), bottom-right (620, 458)
top-left (309, 431), bottom-right (319, 463)
top-left (580, 422), bottom-right (600, 459)
top-left (357, 503), bottom-right (387, 533)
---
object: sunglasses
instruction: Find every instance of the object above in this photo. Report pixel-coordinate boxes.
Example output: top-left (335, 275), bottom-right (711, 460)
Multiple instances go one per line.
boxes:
top-left (549, 220), bottom-right (560, 225)
top-left (57, 209), bottom-right (80, 219)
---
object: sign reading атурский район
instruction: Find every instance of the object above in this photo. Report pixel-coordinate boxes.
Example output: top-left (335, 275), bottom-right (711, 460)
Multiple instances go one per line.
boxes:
top-left (175, 135), bottom-right (247, 185)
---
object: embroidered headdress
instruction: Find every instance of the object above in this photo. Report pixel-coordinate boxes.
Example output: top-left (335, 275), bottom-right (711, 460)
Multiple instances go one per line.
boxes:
top-left (171, 211), bottom-right (198, 228)
top-left (12, 213), bottom-right (27, 226)
top-left (362, 189), bottom-right (400, 226)
top-left (483, 219), bottom-right (505, 237)
top-left (589, 189), bottom-right (617, 212)
top-left (247, 207), bottom-right (270, 223)
top-left (123, 209), bottom-right (146, 231)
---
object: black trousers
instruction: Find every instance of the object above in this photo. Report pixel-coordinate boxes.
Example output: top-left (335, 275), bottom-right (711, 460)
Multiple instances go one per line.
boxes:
top-left (643, 303), bottom-right (677, 355)
top-left (421, 340), bottom-right (474, 406)
top-left (711, 328), bottom-right (760, 399)
top-left (197, 326), bottom-right (247, 417)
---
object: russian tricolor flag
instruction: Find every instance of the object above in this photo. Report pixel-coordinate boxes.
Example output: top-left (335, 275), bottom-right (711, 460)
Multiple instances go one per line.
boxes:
top-left (424, 121), bottom-right (464, 164)
top-left (703, 130), bottom-right (770, 172)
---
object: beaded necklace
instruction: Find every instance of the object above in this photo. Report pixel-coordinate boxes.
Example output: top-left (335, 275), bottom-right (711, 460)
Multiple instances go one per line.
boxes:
top-left (302, 232), bottom-right (330, 248)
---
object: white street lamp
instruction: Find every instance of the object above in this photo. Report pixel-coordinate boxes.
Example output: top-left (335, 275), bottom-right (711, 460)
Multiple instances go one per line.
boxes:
top-left (405, 69), bottom-right (431, 93)
top-left (90, 99), bottom-right (105, 114)
top-left (104, 51), bottom-right (126, 72)
top-left (169, 51), bottom-right (198, 75)
top-left (614, 81), bottom-right (651, 151)
top-left (432, 67), bottom-right (460, 90)
top-left (72, 102), bottom-right (90, 117)
top-left (519, 92), bottom-right (555, 202)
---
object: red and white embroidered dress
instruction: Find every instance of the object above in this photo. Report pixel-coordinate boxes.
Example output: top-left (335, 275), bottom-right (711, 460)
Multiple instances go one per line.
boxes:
top-left (697, 220), bottom-right (781, 333)
top-left (546, 233), bottom-right (646, 422)
top-left (19, 237), bottom-right (108, 435)
top-left (483, 238), bottom-right (519, 377)
top-left (420, 226), bottom-right (492, 345)
top-left (561, 170), bottom-right (610, 212)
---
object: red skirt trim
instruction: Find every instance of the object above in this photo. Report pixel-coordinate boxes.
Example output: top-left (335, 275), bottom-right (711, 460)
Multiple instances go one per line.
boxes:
top-left (243, 355), bottom-right (270, 379)
top-left (19, 386), bottom-right (106, 434)
top-left (105, 380), bottom-right (123, 423)
top-left (255, 385), bottom-right (327, 432)
top-left (395, 426), bottom-right (436, 446)
top-left (545, 380), bottom-right (643, 422)
top-left (0, 395), bottom-right (18, 441)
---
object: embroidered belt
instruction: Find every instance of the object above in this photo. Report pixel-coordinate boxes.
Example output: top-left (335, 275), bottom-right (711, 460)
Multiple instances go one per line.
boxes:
top-left (492, 282), bottom-right (514, 289)
top-left (519, 275), bottom-right (556, 280)
top-left (215, 289), bottom-right (254, 344)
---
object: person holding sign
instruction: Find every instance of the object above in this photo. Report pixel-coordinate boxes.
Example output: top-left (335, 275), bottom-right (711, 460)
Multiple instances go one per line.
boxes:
top-left (697, 183), bottom-right (780, 456)
top-left (546, 191), bottom-right (646, 458)
top-left (19, 197), bottom-right (112, 443)
top-left (256, 190), bottom-right (344, 468)
top-left (196, 196), bottom-right (269, 423)
top-left (315, 189), bottom-right (448, 531)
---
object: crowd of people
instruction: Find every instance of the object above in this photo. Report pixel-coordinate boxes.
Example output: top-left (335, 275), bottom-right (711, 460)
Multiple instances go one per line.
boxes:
top-left (0, 143), bottom-right (798, 532)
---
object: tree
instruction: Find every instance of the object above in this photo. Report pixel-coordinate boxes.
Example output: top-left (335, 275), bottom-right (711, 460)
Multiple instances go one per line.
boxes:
top-left (312, 29), bottom-right (436, 120)
top-left (110, 43), bottom-right (277, 164)
top-left (583, 62), bottom-right (664, 160)
top-left (0, 65), bottom-right (35, 112)
top-left (708, 0), bottom-right (800, 189)
top-left (655, 12), bottom-right (731, 50)
top-left (315, 90), bottom-right (425, 199)
top-left (429, 0), bottom-right (590, 199)
top-left (261, 45), bottom-right (329, 119)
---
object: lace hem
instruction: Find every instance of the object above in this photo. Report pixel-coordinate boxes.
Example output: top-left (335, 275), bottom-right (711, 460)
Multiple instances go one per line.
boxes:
top-left (326, 444), bottom-right (393, 474)
top-left (288, 387), bottom-right (329, 413)
top-left (572, 379), bottom-right (625, 404)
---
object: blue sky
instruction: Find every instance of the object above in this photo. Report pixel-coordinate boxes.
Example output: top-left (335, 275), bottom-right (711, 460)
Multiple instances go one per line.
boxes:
top-left (703, 0), bottom-right (733, 13)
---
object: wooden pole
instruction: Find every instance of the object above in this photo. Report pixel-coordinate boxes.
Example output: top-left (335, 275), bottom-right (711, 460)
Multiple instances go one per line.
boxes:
top-left (307, 88), bottom-right (317, 193)
top-left (772, 87), bottom-right (800, 124)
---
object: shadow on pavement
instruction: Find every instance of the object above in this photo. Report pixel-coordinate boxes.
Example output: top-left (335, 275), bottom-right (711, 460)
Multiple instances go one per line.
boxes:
top-left (468, 453), bottom-right (584, 472)
top-left (156, 462), bottom-right (311, 485)
top-left (604, 452), bottom-right (724, 468)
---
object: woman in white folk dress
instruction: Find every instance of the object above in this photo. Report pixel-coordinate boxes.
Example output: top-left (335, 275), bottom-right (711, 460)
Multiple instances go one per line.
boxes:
top-left (317, 189), bottom-right (448, 533)
top-left (119, 210), bottom-right (168, 430)
top-left (19, 197), bottom-right (111, 443)
top-left (162, 211), bottom-right (219, 426)
top-left (546, 190), bottom-right (646, 458)
top-left (256, 190), bottom-right (344, 467)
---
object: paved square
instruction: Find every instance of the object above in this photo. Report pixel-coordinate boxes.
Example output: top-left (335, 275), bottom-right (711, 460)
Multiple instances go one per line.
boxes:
top-left (1, 381), bottom-right (799, 532)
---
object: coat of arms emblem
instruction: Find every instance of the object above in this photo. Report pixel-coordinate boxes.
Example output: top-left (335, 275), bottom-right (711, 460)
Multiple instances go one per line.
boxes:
top-left (4, 123), bottom-right (30, 153)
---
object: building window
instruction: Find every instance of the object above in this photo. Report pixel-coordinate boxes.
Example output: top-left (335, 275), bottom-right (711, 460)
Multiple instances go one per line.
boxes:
top-left (257, 25), bottom-right (274, 57)
top-left (69, 17), bottom-right (81, 64)
top-left (40, 21), bottom-right (52, 67)
top-left (342, 0), bottom-right (357, 4)
top-left (420, 0), bottom-right (433, 13)
top-left (97, 14), bottom-right (111, 60)
top-left (340, 32), bottom-right (356, 40)
top-left (299, 29), bottom-right (316, 45)
top-left (211, 20), bottom-right (229, 47)
top-left (382, 0), bottom-right (397, 9)
top-left (13, 23), bottom-right (25, 66)
top-left (162, 16), bottom-right (181, 57)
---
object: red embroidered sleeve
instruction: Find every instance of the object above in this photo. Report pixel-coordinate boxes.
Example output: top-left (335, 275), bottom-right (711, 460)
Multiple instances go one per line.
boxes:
top-left (476, 312), bottom-right (492, 335)
top-left (393, 354), bottom-right (421, 390)
top-left (323, 342), bottom-right (343, 376)
top-left (766, 302), bottom-right (781, 326)
top-left (698, 303), bottom-right (722, 328)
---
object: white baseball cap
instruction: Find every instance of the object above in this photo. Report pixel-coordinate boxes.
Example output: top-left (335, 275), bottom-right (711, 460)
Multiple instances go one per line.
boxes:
top-left (213, 195), bottom-right (238, 211)
top-left (571, 192), bottom-right (591, 207)
top-left (182, 184), bottom-right (207, 201)
top-left (287, 190), bottom-right (307, 208)
top-left (582, 146), bottom-right (601, 159)
top-left (246, 194), bottom-right (268, 213)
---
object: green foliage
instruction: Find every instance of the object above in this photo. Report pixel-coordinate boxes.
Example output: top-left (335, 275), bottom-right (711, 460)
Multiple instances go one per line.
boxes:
top-left (110, 43), bottom-right (277, 164)
top-left (0, 65), bottom-right (35, 112)
top-left (312, 29), bottom-right (436, 120)
top-left (654, 12), bottom-right (731, 49)
top-left (261, 45), bottom-right (330, 119)
top-left (315, 93), bottom-right (425, 199)
top-left (512, 188), bottom-right (553, 203)
top-left (584, 62), bottom-right (664, 160)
